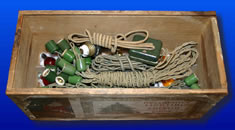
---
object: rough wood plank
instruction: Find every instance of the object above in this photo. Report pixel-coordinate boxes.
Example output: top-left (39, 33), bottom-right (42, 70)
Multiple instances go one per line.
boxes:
top-left (210, 17), bottom-right (227, 89)
top-left (19, 10), bottom-right (217, 16)
top-left (200, 17), bottom-right (227, 91)
top-left (6, 88), bottom-right (228, 96)
top-left (31, 116), bottom-right (202, 120)
top-left (6, 13), bottom-right (24, 91)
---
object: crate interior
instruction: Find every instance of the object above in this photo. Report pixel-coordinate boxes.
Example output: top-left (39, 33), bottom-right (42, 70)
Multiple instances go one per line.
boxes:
top-left (13, 14), bottom-right (222, 89)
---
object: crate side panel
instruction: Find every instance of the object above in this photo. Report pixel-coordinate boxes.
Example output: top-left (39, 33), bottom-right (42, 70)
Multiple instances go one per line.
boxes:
top-left (10, 92), bottom-right (225, 120)
top-left (25, 97), bottom-right (75, 118)
top-left (12, 19), bottom-right (34, 89)
top-left (200, 18), bottom-right (222, 89)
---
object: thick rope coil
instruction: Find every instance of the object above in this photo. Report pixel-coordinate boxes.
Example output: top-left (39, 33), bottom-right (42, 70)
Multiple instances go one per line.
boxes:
top-left (78, 41), bottom-right (198, 88)
top-left (91, 54), bottom-right (151, 72)
top-left (68, 29), bottom-right (155, 53)
top-left (92, 71), bottom-right (154, 88)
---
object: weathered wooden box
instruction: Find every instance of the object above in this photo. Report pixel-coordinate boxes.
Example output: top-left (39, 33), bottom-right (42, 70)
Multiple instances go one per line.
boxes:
top-left (6, 11), bottom-right (228, 120)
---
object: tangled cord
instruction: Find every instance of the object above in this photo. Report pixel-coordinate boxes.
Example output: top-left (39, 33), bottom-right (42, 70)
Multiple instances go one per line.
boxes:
top-left (68, 29), bottom-right (155, 53)
top-left (91, 54), bottom-right (151, 72)
top-left (77, 41), bottom-right (198, 88)
top-left (47, 41), bottom-right (199, 88)
top-left (168, 80), bottom-right (190, 89)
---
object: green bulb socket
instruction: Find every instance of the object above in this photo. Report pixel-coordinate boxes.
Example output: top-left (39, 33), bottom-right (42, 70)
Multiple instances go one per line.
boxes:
top-left (191, 83), bottom-right (200, 89)
top-left (55, 76), bottom-right (65, 86)
top-left (45, 40), bottom-right (60, 54)
top-left (45, 65), bottom-right (57, 73)
top-left (42, 68), bottom-right (57, 83)
top-left (62, 49), bottom-right (75, 63)
top-left (184, 73), bottom-right (198, 86)
top-left (62, 64), bottom-right (76, 76)
top-left (56, 58), bottom-right (70, 68)
top-left (71, 46), bottom-right (81, 56)
top-left (57, 49), bottom-right (63, 53)
top-left (56, 58), bottom-right (76, 75)
top-left (57, 39), bottom-right (70, 51)
top-left (85, 57), bottom-right (92, 65)
top-left (76, 58), bottom-right (87, 72)
top-left (68, 75), bottom-right (82, 85)
top-left (58, 72), bottom-right (69, 82)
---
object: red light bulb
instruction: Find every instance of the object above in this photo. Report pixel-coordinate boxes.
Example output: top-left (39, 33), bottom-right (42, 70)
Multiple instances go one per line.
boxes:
top-left (41, 53), bottom-right (56, 66)
top-left (40, 75), bottom-right (50, 86)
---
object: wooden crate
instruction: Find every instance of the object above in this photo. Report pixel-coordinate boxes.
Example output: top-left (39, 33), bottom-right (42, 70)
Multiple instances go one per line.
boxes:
top-left (6, 11), bottom-right (228, 120)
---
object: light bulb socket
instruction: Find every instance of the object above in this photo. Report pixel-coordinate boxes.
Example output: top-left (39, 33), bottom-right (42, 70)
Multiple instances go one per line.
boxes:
top-left (42, 68), bottom-right (56, 83)
top-left (190, 83), bottom-right (200, 89)
top-left (56, 58), bottom-right (76, 75)
top-left (55, 76), bottom-right (65, 86)
top-left (45, 40), bottom-right (61, 54)
top-left (58, 72), bottom-right (69, 82)
top-left (57, 39), bottom-right (70, 51)
top-left (76, 58), bottom-right (87, 72)
top-left (80, 43), bottom-right (96, 57)
top-left (184, 73), bottom-right (198, 86)
top-left (68, 75), bottom-right (83, 85)
top-left (62, 49), bottom-right (75, 63)
top-left (85, 57), bottom-right (92, 65)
